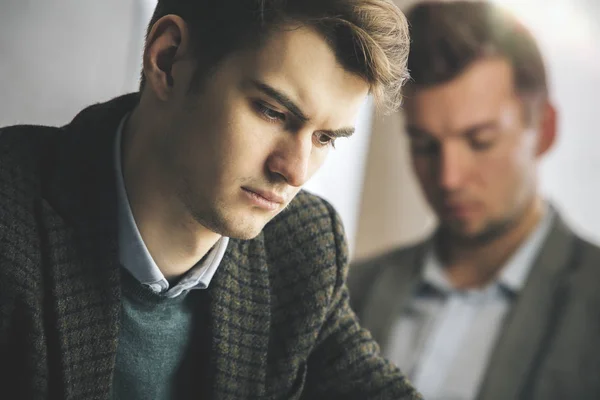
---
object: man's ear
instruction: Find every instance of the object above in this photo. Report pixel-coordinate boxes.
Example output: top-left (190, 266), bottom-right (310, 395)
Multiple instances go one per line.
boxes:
top-left (536, 101), bottom-right (557, 157)
top-left (142, 15), bottom-right (191, 101)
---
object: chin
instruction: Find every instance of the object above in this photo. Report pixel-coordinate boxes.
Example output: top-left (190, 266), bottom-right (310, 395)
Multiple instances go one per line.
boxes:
top-left (193, 204), bottom-right (276, 240)
top-left (227, 227), bottom-right (264, 240)
top-left (217, 217), bottom-right (269, 240)
top-left (446, 220), bottom-right (507, 244)
top-left (443, 220), bottom-right (484, 238)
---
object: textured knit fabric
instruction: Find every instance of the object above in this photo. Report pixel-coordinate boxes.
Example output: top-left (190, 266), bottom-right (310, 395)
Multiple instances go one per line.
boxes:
top-left (112, 271), bottom-right (197, 400)
top-left (0, 93), bottom-right (422, 400)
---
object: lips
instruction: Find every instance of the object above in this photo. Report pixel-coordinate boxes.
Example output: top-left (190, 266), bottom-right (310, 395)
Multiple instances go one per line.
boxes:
top-left (241, 187), bottom-right (287, 211)
top-left (441, 202), bottom-right (479, 217)
top-left (245, 188), bottom-right (285, 204)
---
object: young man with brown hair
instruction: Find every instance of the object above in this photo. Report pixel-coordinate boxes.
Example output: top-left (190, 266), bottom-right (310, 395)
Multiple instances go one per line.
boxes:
top-left (0, 0), bottom-right (421, 398)
top-left (350, 1), bottom-right (600, 400)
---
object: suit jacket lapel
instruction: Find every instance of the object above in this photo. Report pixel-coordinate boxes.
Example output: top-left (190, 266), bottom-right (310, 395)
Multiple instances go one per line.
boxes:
top-left (361, 242), bottom-right (428, 350)
top-left (208, 236), bottom-right (271, 398)
top-left (477, 215), bottom-right (577, 400)
top-left (40, 94), bottom-right (140, 399)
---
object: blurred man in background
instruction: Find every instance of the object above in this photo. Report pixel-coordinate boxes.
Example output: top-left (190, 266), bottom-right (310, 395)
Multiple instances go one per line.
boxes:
top-left (350, 1), bottom-right (600, 399)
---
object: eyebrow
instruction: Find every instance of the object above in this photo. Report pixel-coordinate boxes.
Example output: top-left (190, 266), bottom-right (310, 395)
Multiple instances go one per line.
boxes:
top-left (317, 126), bottom-right (355, 139)
top-left (406, 125), bottom-right (434, 138)
top-left (250, 79), bottom-right (309, 123)
top-left (406, 121), bottom-right (500, 138)
top-left (250, 79), bottom-right (356, 138)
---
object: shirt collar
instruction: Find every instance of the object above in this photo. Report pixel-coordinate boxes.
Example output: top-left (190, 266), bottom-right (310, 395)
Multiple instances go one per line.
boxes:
top-left (422, 205), bottom-right (555, 295)
top-left (114, 114), bottom-right (229, 297)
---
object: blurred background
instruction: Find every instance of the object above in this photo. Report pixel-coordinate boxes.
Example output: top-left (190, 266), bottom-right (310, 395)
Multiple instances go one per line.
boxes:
top-left (1, 0), bottom-right (598, 260)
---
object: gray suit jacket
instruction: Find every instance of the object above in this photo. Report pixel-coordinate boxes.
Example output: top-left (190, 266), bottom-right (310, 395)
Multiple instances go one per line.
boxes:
top-left (349, 214), bottom-right (600, 400)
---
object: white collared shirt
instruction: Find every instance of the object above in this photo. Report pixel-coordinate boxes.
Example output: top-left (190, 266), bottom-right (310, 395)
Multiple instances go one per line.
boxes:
top-left (385, 208), bottom-right (555, 400)
top-left (114, 115), bottom-right (229, 298)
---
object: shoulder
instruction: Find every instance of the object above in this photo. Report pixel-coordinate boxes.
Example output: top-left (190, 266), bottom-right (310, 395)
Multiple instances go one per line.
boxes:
top-left (0, 124), bottom-right (60, 295)
top-left (567, 232), bottom-right (600, 292)
top-left (267, 189), bottom-right (343, 233)
top-left (347, 239), bottom-right (428, 313)
top-left (260, 190), bottom-right (346, 303)
top-left (547, 211), bottom-right (600, 285)
top-left (263, 190), bottom-right (346, 260)
top-left (573, 229), bottom-right (600, 261)
top-left (0, 123), bottom-right (59, 146)
top-left (0, 124), bottom-right (60, 178)
top-left (539, 221), bottom-right (600, 366)
top-left (0, 123), bottom-right (61, 206)
top-left (349, 240), bottom-right (428, 285)
top-left (353, 241), bottom-right (427, 270)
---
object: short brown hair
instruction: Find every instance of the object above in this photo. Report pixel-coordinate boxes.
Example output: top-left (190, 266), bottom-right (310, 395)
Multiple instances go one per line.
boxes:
top-left (406, 1), bottom-right (548, 103)
top-left (140, 0), bottom-right (410, 113)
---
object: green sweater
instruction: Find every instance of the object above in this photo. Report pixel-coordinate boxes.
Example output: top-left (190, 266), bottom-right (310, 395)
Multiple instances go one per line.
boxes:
top-left (112, 272), bottom-right (209, 400)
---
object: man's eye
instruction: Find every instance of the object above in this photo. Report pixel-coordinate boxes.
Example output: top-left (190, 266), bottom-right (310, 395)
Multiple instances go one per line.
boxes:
top-left (471, 140), bottom-right (494, 151)
top-left (256, 102), bottom-right (285, 123)
top-left (314, 132), bottom-right (336, 148)
top-left (469, 134), bottom-right (497, 151)
top-left (410, 139), bottom-right (439, 155)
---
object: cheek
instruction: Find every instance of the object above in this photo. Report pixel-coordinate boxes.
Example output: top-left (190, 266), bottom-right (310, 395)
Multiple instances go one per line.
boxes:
top-left (477, 153), bottom-right (518, 191)
top-left (477, 144), bottom-right (536, 205)
top-left (216, 115), bottom-right (278, 177)
top-left (499, 135), bottom-right (537, 178)
top-left (306, 148), bottom-right (329, 179)
top-left (411, 156), bottom-right (435, 189)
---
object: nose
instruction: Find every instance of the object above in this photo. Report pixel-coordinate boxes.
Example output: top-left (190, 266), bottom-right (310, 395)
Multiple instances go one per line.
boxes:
top-left (267, 133), bottom-right (313, 187)
top-left (438, 142), bottom-right (467, 191)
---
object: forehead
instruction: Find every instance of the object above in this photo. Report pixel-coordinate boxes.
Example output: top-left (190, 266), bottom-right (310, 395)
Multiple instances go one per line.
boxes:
top-left (232, 25), bottom-right (370, 126)
top-left (405, 58), bottom-right (519, 133)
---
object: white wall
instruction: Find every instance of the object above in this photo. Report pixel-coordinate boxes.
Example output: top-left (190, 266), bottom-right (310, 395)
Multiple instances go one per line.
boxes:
top-left (0, 0), bottom-right (142, 126)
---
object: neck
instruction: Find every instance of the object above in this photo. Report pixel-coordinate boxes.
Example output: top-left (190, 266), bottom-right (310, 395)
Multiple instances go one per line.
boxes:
top-left (121, 106), bottom-right (221, 280)
top-left (438, 197), bottom-right (544, 289)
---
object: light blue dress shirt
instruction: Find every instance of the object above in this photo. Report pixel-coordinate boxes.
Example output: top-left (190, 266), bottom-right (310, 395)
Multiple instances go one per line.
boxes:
top-left (114, 115), bottom-right (229, 298)
top-left (386, 207), bottom-right (554, 400)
